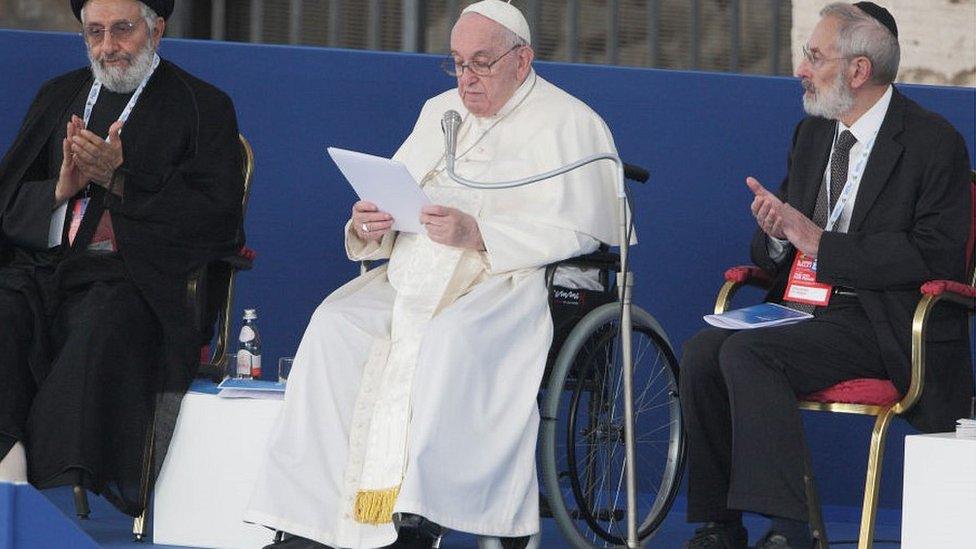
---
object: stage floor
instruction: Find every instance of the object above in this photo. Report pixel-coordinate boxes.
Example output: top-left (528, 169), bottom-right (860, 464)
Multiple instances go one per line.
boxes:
top-left (42, 486), bottom-right (902, 548)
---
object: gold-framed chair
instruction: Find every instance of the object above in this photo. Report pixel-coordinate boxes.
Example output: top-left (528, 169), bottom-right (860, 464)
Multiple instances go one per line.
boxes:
top-left (132, 133), bottom-right (256, 541)
top-left (711, 172), bottom-right (976, 549)
top-left (192, 133), bottom-right (257, 382)
top-left (70, 134), bottom-right (256, 541)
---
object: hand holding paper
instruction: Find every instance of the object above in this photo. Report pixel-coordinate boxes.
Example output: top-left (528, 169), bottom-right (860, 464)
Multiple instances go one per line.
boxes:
top-left (420, 205), bottom-right (485, 250)
top-left (352, 200), bottom-right (393, 241)
top-left (328, 147), bottom-right (431, 234)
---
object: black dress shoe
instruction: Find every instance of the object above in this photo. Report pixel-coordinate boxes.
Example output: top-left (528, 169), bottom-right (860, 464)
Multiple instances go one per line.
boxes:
top-left (684, 522), bottom-right (748, 549)
top-left (387, 513), bottom-right (446, 548)
top-left (262, 532), bottom-right (333, 549)
top-left (754, 531), bottom-right (815, 549)
top-left (754, 532), bottom-right (792, 549)
top-left (385, 528), bottom-right (436, 549)
top-left (500, 535), bottom-right (531, 549)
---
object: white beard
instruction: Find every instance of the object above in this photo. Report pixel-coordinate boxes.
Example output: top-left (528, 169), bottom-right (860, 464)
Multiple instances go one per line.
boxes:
top-left (88, 39), bottom-right (156, 93)
top-left (802, 69), bottom-right (855, 120)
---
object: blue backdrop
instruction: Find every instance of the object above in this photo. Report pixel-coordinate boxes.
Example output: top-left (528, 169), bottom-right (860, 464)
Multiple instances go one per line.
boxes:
top-left (0, 29), bottom-right (973, 516)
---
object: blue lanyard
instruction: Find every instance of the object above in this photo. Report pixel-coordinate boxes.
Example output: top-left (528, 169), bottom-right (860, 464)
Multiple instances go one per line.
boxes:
top-left (824, 128), bottom-right (877, 232)
top-left (82, 53), bottom-right (160, 141)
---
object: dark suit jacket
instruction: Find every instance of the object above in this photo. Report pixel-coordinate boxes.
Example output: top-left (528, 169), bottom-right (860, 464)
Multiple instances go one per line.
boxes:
top-left (750, 88), bottom-right (973, 433)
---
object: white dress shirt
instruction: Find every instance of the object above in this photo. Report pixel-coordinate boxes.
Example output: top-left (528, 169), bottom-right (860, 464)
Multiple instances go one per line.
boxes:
top-left (768, 85), bottom-right (893, 259)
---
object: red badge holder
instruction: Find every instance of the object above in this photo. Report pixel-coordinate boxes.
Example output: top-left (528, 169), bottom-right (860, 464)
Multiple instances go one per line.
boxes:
top-left (783, 252), bottom-right (832, 307)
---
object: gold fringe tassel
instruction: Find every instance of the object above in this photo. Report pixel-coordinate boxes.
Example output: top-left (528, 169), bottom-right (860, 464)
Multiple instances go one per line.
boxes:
top-left (354, 485), bottom-right (401, 524)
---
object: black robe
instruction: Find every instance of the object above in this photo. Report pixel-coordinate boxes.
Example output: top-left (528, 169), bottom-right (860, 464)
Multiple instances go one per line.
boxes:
top-left (0, 59), bottom-right (244, 515)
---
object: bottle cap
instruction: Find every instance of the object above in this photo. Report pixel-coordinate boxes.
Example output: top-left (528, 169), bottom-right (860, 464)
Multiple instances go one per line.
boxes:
top-left (243, 308), bottom-right (257, 320)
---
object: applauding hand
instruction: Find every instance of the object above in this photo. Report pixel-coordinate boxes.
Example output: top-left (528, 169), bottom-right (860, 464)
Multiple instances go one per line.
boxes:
top-left (746, 177), bottom-right (823, 257)
top-left (69, 115), bottom-right (124, 189)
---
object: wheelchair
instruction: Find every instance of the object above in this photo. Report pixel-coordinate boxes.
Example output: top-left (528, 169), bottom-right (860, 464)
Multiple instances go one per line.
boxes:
top-left (537, 193), bottom-right (685, 546)
top-left (362, 164), bottom-right (686, 548)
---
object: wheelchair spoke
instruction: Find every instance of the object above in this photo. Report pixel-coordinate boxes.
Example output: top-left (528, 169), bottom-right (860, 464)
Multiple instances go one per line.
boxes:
top-left (542, 305), bottom-right (686, 547)
top-left (635, 397), bottom-right (678, 416)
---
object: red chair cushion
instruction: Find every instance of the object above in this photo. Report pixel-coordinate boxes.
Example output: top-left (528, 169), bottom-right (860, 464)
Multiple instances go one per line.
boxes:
top-left (802, 378), bottom-right (901, 406)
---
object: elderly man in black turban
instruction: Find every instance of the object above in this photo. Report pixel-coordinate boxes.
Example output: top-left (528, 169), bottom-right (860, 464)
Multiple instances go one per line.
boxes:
top-left (0, 0), bottom-right (244, 517)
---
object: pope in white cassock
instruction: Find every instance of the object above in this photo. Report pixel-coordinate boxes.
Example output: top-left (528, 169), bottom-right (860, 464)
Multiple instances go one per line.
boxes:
top-left (246, 1), bottom-right (627, 548)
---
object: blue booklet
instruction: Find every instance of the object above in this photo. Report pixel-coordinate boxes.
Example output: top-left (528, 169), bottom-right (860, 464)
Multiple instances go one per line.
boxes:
top-left (703, 302), bottom-right (812, 330)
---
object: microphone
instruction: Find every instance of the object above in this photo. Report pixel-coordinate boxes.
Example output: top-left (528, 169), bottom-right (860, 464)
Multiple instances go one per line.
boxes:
top-left (441, 110), bottom-right (462, 172)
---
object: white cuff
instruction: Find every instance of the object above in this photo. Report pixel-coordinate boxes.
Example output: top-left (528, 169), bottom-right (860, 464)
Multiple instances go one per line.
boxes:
top-left (766, 235), bottom-right (790, 262)
top-left (48, 201), bottom-right (68, 248)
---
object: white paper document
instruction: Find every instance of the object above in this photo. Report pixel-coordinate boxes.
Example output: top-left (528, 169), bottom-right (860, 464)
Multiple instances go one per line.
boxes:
top-left (327, 147), bottom-right (431, 233)
top-left (703, 302), bottom-right (813, 330)
top-left (216, 378), bottom-right (285, 400)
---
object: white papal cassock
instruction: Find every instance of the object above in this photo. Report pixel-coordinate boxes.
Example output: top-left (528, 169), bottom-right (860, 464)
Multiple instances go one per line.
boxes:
top-left (244, 71), bottom-right (626, 548)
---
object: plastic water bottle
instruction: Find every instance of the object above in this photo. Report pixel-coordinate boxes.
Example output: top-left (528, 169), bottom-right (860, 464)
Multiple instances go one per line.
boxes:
top-left (236, 309), bottom-right (262, 379)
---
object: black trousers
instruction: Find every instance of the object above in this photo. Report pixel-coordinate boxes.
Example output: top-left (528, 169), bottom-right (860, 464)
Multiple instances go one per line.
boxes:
top-left (679, 296), bottom-right (888, 523)
top-left (0, 258), bottom-right (160, 514)
top-left (0, 287), bottom-right (35, 460)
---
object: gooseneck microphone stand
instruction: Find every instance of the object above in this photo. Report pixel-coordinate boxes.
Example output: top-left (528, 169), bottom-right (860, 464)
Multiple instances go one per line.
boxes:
top-left (441, 111), bottom-right (640, 549)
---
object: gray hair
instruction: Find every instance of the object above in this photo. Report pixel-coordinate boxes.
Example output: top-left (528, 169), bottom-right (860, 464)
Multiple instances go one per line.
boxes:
top-left (820, 2), bottom-right (900, 85)
top-left (499, 27), bottom-right (528, 50)
top-left (82, 1), bottom-right (161, 35)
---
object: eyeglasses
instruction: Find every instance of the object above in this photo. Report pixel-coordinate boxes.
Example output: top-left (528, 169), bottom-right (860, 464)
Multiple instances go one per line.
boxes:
top-left (441, 45), bottom-right (523, 77)
top-left (801, 45), bottom-right (854, 68)
top-left (82, 20), bottom-right (141, 44)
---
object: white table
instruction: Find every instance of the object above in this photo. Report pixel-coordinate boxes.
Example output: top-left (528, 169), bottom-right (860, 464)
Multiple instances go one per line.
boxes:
top-left (153, 389), bottom-right (283, 549)
top-left (901, 432), bottom-right (976, 547)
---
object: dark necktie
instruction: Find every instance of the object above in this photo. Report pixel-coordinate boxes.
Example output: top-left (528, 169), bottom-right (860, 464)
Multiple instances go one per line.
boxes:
top-left (785, 130), bottom-right (857, 313)
top-left (811, 130), bottom-right (857, 228)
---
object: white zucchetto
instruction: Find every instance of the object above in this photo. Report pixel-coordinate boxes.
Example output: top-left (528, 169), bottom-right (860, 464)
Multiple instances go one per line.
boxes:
top-left (460, 0), bottom-right (532, 45)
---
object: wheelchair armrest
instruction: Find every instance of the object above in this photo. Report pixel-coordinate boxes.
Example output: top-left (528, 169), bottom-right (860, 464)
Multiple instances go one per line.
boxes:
top-left (359, 259), bottom-right (393, 276)
top-left (555, 251), bottom-right (621, 271)
top-left (545, 251), bottom-right (621, 293)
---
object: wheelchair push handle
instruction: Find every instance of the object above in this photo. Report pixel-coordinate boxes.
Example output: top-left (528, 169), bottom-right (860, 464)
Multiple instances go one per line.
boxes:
top-left (623, 163), bottom-right (649, 183)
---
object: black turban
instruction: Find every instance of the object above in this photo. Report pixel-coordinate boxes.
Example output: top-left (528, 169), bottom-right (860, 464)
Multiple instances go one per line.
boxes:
top-left (71, 0), bottom-right (174, 22)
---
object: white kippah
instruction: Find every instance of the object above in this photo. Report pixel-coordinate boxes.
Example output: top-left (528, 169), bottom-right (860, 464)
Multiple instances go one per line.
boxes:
top-left (461, 0), bottom-right (531, 45)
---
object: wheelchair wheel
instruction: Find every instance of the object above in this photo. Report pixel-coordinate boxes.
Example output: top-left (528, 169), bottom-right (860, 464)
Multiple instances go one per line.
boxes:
top-left (540, 303), bottom-right (684, 548)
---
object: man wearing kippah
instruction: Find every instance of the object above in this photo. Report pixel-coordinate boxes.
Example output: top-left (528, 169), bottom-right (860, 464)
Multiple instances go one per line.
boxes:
top-left (245, 1), bottom-right (625, 548)
top-left (0, 0), bottom-right (243, 517)
top-left (679, 3), bottom-right (972, 548)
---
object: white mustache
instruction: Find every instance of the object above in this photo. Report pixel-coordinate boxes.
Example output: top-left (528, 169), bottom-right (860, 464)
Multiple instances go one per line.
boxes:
top-left (99, 53), bottom-right (133, 65)
top-left (88, 39), bottom-right (154, 93)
